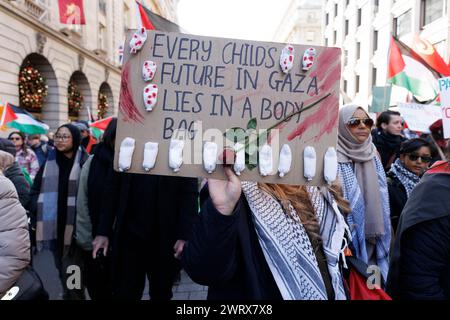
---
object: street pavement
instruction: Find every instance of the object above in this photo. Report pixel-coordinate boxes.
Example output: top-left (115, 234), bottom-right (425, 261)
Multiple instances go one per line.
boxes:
top-left (32, 251), bottom-right (207, 300)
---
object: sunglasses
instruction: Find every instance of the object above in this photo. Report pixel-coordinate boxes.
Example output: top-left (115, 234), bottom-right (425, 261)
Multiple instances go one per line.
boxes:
top-left (347, 118), bottom-right (374, 128)
top-left (407, 154), bottom-right (432, 163)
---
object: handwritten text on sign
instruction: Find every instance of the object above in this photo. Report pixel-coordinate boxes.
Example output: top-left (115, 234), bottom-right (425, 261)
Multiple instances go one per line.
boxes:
top-left (115, 30), bottom-right (341, 185)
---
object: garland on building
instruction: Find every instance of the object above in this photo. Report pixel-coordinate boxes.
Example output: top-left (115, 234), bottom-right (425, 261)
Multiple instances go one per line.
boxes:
top-left (68, 81), bottom-right (83, 117)
top-left (97, 92), bottom-right (109, 119)
top-left (19, 65), bottom-right (48, 112)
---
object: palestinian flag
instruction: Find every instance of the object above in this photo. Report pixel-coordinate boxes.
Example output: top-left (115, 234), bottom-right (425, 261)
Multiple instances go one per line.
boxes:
top-left (388, 36), bottom-right (439, 102)
top-left (0, 102), bottom-right (18, 129)
top-left (90, 116), bottom-right (113, 139)
top-left (5, 103), bottom-right (49, 134)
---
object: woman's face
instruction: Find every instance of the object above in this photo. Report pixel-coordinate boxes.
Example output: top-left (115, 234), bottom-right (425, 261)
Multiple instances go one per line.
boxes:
top-left (346, 108), bottom-right (373, 143)
top-left (54, 127), bottom-right (73, 153)
top-left (9, 133), bottom-right (23, 149)
top-left (400, 146), bottom-right (432, 176)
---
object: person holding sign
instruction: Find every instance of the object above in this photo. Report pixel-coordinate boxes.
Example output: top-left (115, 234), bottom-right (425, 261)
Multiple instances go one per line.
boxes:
top-left (336, 105), bottom-right (391, 283)
top-left (386, 138), bottom-right (434, 234)
top-left (182, 160), bottom-right (351, 300)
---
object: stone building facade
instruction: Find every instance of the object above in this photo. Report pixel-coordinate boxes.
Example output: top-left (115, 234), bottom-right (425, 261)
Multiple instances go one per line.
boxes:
top-left (0, 0), bottom-right (178, 129)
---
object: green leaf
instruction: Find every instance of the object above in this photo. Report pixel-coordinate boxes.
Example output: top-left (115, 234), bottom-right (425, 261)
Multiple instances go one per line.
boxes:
top-left (247, 118), bottom-right (257, 130)
top-left (224, 127), bottom-right (246, 143)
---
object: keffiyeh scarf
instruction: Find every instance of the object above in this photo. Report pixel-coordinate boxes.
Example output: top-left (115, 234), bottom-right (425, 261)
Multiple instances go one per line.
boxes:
top-left (338, 156), bottom-right (391, 281)
top-left (388, 158), bottom-right (420, 197)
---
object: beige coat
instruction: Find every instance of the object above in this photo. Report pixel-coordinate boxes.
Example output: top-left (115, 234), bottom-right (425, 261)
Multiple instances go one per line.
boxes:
top-left (0, 173), bottom-right (30, 296)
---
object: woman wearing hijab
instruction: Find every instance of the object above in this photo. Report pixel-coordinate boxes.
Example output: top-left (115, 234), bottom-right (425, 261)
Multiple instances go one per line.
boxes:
top-left (387, 138), bottom-right (434, 234)
top-left (182, 153), bottom-right (352, 300)
top-left (337, 105), bottom-right (391, 283)
top-left (28, 123), bottom-right (88, 300)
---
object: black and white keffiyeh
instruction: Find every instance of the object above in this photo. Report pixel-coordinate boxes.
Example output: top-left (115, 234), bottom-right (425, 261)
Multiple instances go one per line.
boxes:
top-left (388, 158), bottom-right (421, 197)
top-left (241, 182), bottom-right (350, 300)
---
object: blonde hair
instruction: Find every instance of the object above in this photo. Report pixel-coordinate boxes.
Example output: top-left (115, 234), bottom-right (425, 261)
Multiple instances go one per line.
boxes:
top-left (258, 183), bottom-right (350, 252)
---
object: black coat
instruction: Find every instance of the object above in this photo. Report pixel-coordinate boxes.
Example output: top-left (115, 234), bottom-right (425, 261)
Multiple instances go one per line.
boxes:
top-left (386, 173), bottom-right (407, 234)
top-left (182, 193), bottom-right (283, 300)
top-left (387, 172), bottom-right (450, 299)
top-left (4, 162), bottom-right (30, 208)
top-left (101, 171), bottom-right (199, 282)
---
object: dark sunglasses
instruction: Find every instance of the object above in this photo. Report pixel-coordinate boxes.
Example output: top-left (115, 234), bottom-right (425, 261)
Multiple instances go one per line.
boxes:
top-left (407, 154), bottom-right (432, 163)
top-left (347, 118), bottom-right (374, 128)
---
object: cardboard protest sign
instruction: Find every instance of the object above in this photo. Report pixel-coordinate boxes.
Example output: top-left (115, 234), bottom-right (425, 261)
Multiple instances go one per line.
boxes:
top-left (437, 77), bottom-right (450, 138)
top-left (114, 30), bottom-right (341, 185)
top-left (398, 103), bottom-right (442, 133)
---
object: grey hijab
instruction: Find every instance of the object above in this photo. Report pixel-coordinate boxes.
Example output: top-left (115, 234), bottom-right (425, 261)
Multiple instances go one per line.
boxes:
top-left (337, 105), bottom-right (385, 237)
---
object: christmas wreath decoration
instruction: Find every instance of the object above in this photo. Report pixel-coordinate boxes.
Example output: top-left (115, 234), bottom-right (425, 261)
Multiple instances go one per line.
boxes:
top-left (68, 81), bottom-right (83, 117)
top-left (97, 92), bottom-right (109, 119)
top-left (19, 65), bottom-right (48, 112)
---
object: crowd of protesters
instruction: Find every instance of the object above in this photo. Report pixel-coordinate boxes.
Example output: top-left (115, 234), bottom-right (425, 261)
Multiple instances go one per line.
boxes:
top-left (0, 106), bottom-right (449, 301)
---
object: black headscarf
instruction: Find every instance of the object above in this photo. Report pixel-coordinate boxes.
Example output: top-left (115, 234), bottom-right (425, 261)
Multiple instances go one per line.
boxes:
top-left (53, 123), bottom-right (82, 251)
top-left (55, 123), bottom-right (81, 163)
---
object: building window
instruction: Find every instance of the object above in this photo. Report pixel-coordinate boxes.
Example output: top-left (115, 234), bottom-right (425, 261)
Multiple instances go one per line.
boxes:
top-left (326, 13), bottom-right (329, 25)
top-left (99, 23), bottom-right (106, 50)
top-left (325, 38), bottom-right (329, 46)
top-left (394, 10), bottom-right (412, 37)
top-left (334, 30), bottom-right (337, 45)
top-left (99, 0), bottom-right (107, 15)
top-left (335, 3), bottom-right (338, 17)
top-left (373, 30), bottom-right (378, 51)
top-left (307, 12), bottom-right (315, 23)
top-left (344, 49), bottom-right (349, 66)
top-left (357, 8), bottom-right (362, 26)
top-left (344, 80), bottom-right (348, 93)
top-left (356, 75), bottom-right (360, 93)
top-left (372, 67), bottom-right (377, 86)
top-left (306, 31), bottom-right (315, 42)
top-left (345, 19), bottom-right (349, 35)
top-left (374, 0), bottom-right (379, 14)
top-left (421, 0), bottom-right (445, 27)
top-left (356, 42), bottom-right (361, 59)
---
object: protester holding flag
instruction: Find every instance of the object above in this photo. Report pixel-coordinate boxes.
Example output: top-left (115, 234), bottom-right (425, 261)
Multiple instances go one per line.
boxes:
top-left (27, 124), bottom-right (88, 300)
top-left (336, 105), bottom-right (391, 283)
top-left (372, 111), bottom-right (406, 172)
top-left (8, 131), bottom-right (39, 181)
top-left (386, 138), bottom-right (434, 233)
top-left (387, 160), bottom-right (450, 300)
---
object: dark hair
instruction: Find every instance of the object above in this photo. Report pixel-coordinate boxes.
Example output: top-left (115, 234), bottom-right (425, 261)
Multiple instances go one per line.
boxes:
top-left (400, 138), bottom-right (435, 157)
top-left (0, 138), bottom-right (17, 156)
top-left (376, 110), bottom-right (401, 129)
top-left (7, 131), bottom-right (28, 154)
top-left (101, 117), bottom-right (117, 150)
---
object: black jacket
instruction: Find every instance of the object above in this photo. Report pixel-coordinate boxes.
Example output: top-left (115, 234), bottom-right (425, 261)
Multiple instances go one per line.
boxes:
top-left (386, 172), bottom-right (407, 234)
top-left (387, 171), bottom-right (450, 299)
top-left (4, 162), bottom-right (30, 208)
top-left (182, 191), bottom-right (284, 300)
top-left (101, 171), bottom-right (199, 281)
